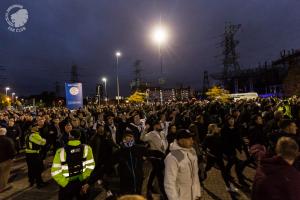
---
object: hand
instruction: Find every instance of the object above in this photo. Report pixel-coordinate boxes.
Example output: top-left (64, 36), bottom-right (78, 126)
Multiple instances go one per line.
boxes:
top-left (81, 183), bottom-right (89, 194)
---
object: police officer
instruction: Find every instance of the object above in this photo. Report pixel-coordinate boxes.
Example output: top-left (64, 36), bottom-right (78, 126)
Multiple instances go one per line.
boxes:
top-left (51, 129), bottom-right (95, 200)
top-left (25, 125), bottom-right (47, 188)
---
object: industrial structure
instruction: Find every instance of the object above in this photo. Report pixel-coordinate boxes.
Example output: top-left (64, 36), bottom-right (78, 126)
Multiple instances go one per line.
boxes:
top-left (212, 22), bottom-right (300, 96)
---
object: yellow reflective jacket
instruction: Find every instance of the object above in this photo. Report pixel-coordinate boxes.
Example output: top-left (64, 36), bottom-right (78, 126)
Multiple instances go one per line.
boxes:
top-left (25, 131), bottom-right (46, 154)
top-left (51, 140), bottom-right (95, 187)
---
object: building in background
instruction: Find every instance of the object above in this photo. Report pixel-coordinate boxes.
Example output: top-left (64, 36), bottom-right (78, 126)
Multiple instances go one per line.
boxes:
top-left (146, 86), bottom-right (194, 102)
top-left (212, 49), bottom-right (300, 96)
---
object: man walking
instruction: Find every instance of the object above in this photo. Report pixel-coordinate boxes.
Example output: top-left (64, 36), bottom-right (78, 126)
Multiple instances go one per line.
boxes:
top-left (164, 129), bottom-right (201, 200)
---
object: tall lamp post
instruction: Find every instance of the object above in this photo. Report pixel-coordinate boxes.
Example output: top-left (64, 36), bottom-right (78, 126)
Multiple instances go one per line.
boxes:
top-left (115, 51), bottom-right (121, 104)
top-left (151, 23), bottom-right (169, 104)
top-left (5, 87), bottom-right (10, 96)
top-left (152, 24), bottom-right (168, 78)
top-left (102, 77), bottom-right (107, 103)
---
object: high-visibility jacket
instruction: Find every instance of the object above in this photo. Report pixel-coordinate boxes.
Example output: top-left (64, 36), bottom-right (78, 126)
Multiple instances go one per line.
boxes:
top-left (278, 104), bottom-right (292, 118)
top-left (25, 131), bottom-right (46, 154)
top-left (51, 140), bottom-right (95, 187)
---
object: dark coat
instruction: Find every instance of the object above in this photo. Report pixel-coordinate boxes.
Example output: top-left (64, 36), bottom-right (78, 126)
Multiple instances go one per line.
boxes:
top-left (0, 135), bottom-right (16, 163)
top-left (6, 124), bottom-right (22, 141)
top-left (248, 124), bottom-right (268, 147)
top-left (202, 134), bottom-right (223, 158)
top-left (221, 126), bottom-right (243, 156)
top-left (109, 145), bottom-right (164, 194)
top-left (252, 156), bottom-right (300, 200)
top-left (89, 132), bottom-right (114, 167)
top-left (47, 123), bottom-right (60, 146)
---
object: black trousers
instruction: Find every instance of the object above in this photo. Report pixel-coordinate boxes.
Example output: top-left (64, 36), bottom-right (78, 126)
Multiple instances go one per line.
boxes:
top-left (147, 158), bottom-right (167, 198)
top-left (225, 155), bottom-right (244, 182)
top-left (25, 153), bottom-right (43, 185)
top-left (59, 180), bottom-right (85, 200)
top-left (205, 155), bottom-right (230, 187)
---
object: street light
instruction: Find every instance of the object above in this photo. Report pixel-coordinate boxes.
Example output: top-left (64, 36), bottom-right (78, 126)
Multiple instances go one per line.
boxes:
top-left (151, 25), bottom-right (168, 76)
top-left (115, 51), bottom-right (121, 104)
top-left (102, 77), bottom-right (107, 103)
top-left (151, 23), bottom-right (169, 104)
top-left (5, 87), bottom-right (10, 96)
top-left (152, 26), bottom-right (168, 46)
top-left (11, 92), bottom-right (15, 99)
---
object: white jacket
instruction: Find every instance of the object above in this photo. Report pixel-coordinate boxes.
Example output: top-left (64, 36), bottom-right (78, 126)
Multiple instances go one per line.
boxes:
top-left (164, 140), bottom-right (201, 200)
top-left (140, 130), bottom-right (168, 153)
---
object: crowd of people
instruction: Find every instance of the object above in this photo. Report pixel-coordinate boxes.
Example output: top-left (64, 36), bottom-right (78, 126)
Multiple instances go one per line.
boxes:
top-left (1, 96), bottom-right (300, 200)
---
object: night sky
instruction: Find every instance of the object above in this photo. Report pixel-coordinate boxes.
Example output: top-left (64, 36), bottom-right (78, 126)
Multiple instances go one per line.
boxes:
top-left (1, 0), bottom-right (300, 97)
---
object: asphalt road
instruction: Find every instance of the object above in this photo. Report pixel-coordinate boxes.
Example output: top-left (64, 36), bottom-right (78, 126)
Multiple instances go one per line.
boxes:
top-left (0, 153), bottom-right (255, 200)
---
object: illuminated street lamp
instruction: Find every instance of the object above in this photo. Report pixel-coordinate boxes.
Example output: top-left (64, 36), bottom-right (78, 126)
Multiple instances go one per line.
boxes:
top-left (115, 51), bottom-right (121, 104)
top-left (151, 23), bottom-right (169, 104)
top-left (5, 87), bottom-right (10, 96)
top-left (102, 77), bottom-right (107, 102)
top-left (152, 25), bottom-right (168, 47)
top-left (11, 92), bottom-right (15, 99)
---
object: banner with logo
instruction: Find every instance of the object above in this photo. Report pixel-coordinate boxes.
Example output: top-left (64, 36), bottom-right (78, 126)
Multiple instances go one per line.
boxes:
top-left (65, 83), bottom-right (83, 110)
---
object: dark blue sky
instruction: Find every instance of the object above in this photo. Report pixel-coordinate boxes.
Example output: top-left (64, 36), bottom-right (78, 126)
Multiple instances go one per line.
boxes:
top-left (1, 0), bottom-right (300, 97)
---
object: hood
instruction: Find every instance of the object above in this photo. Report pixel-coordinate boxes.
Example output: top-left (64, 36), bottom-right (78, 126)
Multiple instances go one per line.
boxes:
top-left (170, 140), bottom-right (194, 153)
top-left (259, 156), bottom-right (291, 176)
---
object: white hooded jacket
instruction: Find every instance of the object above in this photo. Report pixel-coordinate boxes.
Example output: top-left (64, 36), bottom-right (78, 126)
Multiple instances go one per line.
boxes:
top-left (164, 140), bottom-right (201, 200)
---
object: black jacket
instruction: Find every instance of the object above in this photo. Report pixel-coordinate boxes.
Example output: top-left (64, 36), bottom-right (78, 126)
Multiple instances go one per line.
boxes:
top-left (0, 135), bottom-right (16, 163)
top-left (89, 132), bottom-right (115, 167)
top-left (202, 134), bottom-right (223, 158)
top-left (88, 144), bottom-right (164, 194)
top-left (110, 145), bottom-right (164, 194)
top-left (6, 124), bottom-right (22, 141)
top-left (221, 126), bottom-right (243, 156)
top-left (248, 124), bottom-right (268, 147)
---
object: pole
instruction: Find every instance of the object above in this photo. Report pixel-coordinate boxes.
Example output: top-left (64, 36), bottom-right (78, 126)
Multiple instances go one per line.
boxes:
top-left (104, 80), bottom-right (107, 104)
top-left (159, 44), bottom-right (163, 74)
top-left (116, 56), bottom-right (120, 105)
top-left (97, 85), bottom-right (100, 106)
top-left (159, 45), bottom-right (164, 104)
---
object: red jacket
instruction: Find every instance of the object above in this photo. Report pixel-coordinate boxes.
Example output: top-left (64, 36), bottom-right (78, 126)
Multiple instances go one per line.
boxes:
top-left (252, 156), bottom-right (300, 200)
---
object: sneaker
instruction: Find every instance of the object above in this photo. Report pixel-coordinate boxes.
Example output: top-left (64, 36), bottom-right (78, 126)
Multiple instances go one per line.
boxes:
top-left (226, 184), bottom-right (238, 193)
